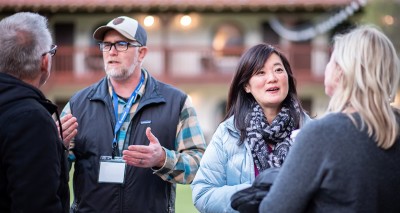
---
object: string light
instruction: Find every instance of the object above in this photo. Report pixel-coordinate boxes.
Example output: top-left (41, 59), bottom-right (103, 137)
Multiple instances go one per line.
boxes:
top-left (144, 15), bottom-right (155, 27)
top-left (269, 0), bottom-right (368, 42)
top-left (180, 15), bottom-right (192, 27)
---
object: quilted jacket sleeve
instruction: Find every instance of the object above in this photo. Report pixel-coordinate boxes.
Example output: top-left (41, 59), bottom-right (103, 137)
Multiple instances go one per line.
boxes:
top-left (191, 122), bottom-right (252, 213)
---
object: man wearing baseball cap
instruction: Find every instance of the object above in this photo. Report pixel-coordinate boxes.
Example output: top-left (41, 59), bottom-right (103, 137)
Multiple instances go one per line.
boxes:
top-left (60, 16), bottom-right (206, 213)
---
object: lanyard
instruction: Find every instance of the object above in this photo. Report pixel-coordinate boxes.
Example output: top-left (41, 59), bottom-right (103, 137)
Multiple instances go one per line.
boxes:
top-left (111, 73), bottom-right (144, 158)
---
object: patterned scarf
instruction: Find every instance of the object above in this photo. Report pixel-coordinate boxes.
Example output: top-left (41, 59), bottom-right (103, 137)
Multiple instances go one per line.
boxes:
top-left (246, 102), bottom-right (296, 172)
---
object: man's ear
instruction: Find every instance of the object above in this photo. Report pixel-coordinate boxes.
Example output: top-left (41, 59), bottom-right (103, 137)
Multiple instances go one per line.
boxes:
top-left (138, 46), bottom-right (148, 62)
top-left (41, 54), bottom-right (49, 73)
top-left (38, 54), bottom-right (51, 87)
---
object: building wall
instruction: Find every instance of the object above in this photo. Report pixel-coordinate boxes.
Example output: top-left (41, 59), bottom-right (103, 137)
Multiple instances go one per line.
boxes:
top-left (42, 12), bottom-right (335, 141)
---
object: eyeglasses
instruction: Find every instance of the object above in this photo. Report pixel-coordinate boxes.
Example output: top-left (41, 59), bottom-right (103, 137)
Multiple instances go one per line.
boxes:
top-left (99, 41), bottom-right (142, 52)
top-left (42, 44), bottom-right (57, 57)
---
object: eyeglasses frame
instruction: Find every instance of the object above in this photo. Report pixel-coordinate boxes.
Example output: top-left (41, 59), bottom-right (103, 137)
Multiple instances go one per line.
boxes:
top-left (98, 41), bottom-right (142, 52)
top-left (42, 44), bottom-right (57, 57)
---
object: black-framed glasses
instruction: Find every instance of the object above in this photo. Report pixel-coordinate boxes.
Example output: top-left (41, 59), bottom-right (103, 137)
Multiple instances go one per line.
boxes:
top-left (99, 41), bottom-right (142, 52)
top-left (42, 44), bottom-right (57, 57)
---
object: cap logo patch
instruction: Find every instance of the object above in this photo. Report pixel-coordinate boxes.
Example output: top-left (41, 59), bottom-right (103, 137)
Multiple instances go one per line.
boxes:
top-left (112, 17), bottom-right (124, 25)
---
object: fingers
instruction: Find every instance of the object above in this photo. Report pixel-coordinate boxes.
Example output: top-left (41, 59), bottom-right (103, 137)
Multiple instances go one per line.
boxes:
top-left (122, 127), bottom-right (164, 168)
top-left (122, 149), bottom-right (148, 167)
top-left (59, 114), bottom-right (78, 147)
top-left (61, 115), bottom-right (78, 133)
top-left (124, 145), bottom-right (150, 157)
top-left (122, 144), bottom-right (154, 167)
top-left (64, 129), bottom-right (78, 144)
top-left (146, 127), bottom-right (159, 145)
top-left (60, 113), bottom-right (72, 123)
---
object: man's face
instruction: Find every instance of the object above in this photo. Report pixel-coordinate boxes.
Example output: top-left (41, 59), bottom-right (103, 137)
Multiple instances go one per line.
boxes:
top-left (102, 30), bottom-right (141, 81)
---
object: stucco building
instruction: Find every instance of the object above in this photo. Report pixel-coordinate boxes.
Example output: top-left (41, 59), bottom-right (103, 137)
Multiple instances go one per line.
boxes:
top-left (0, 0), bottom-right (372, 140)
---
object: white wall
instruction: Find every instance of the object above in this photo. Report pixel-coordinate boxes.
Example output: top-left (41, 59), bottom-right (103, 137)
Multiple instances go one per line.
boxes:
top-left (47, 13), bottom-right (332, 141)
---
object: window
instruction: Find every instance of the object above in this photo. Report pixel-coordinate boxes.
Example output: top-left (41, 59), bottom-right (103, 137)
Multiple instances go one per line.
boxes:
top-left (262, 22), bottom-right (280, 45)
top-left (212, 22), bottom-right (244, 56)
top-left (54, 23), bottom-right (75, 72)
top-left (85, 22), bottom-right (107, 72)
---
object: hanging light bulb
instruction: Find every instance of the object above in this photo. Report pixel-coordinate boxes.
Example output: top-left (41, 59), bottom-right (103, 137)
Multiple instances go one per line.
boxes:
top-left (144, 15), bottom-right (155, 27)
top-left (180, 15), bottom-right (192, 27)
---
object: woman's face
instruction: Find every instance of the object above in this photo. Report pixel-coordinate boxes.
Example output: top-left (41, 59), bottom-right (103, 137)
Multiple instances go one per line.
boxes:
top-left (245, 53), bottom-right (289, 112)
top-left (324, 53), bottom-right (341, 97)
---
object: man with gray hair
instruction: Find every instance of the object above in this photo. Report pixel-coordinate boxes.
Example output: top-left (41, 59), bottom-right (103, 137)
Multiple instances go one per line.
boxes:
top-left (0, 12), bottom-right (69, 213)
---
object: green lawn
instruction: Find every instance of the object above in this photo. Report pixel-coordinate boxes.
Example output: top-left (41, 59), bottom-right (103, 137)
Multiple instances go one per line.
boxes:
top-left (69, 167), bottom-right (198, 213)
top-left (176, 184), bottom-right (199, 213)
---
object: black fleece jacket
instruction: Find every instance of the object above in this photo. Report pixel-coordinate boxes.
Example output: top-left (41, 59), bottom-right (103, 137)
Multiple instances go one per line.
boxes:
top-left (0, 73), bottom-right (69, 213)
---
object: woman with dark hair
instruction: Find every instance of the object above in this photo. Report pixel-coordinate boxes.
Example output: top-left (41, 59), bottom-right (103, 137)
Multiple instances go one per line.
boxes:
top-left (191, 43), bottom-right (311, 213)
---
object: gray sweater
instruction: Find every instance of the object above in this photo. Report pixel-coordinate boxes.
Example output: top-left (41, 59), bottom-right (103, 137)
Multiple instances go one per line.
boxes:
top-left (259, 112), bottom-right (400, 213)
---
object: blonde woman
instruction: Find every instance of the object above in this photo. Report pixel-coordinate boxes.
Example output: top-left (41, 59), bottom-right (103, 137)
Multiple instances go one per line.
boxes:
top-left (260, 26), bottom-right (400, 212)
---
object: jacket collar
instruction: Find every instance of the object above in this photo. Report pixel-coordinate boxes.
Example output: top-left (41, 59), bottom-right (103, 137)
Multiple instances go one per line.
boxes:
top-left (87, 69), bottom-right (166, 108)
top-left (224, 115), bottom-right (240, 137)
top-left (0, 73), bottom-right (58, 114)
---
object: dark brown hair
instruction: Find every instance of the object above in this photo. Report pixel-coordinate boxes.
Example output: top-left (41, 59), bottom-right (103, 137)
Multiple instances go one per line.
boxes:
top-left (224, 43), bottom-right (305, 144)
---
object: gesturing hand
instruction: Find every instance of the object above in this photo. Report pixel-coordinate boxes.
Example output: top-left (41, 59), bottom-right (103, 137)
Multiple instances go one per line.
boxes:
top-left (56, 114), bottom-right (78, 149)
top-left (122, 127), bottom-right (166, 168)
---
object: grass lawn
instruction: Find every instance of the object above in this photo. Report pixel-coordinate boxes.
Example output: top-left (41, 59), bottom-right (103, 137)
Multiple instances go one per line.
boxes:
top-left (69, 166), bottom-right (198, 213)
top-left (176, 184), bottom-right (199, 213)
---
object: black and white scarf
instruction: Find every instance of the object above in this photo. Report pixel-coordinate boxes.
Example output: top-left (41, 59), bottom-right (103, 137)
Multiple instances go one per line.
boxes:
top-left (246, 103), bottom-right (296, 172)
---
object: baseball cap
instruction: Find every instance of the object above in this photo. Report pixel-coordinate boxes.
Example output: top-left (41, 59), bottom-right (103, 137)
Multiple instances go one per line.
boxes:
top-left (93, 16), bottom-right (147, 46)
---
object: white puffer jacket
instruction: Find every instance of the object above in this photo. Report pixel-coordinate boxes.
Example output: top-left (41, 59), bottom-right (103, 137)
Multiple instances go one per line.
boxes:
top-left (191, 114), bottom-right (311, 213)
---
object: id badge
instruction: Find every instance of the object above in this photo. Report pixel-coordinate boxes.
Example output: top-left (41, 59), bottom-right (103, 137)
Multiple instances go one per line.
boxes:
top-left (98, 156), bottom-right (126, 184)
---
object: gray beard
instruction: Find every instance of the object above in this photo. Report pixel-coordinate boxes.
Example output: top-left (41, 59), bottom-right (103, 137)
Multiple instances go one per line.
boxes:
top-left (105, 67), bottom-right (134, 81)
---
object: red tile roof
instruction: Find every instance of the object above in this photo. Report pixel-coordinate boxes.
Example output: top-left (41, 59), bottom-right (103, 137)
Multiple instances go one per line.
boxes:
top-left (0, 0), bottom-right (355, 12)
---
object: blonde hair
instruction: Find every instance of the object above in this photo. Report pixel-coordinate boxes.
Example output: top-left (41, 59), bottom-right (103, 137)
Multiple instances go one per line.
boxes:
top-left (328, 25), bottom-right (400, 149)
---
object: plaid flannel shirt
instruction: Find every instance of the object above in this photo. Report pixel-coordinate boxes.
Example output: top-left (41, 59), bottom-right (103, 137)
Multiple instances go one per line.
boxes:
top-left (61, 72), bottom-right (206, 184)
